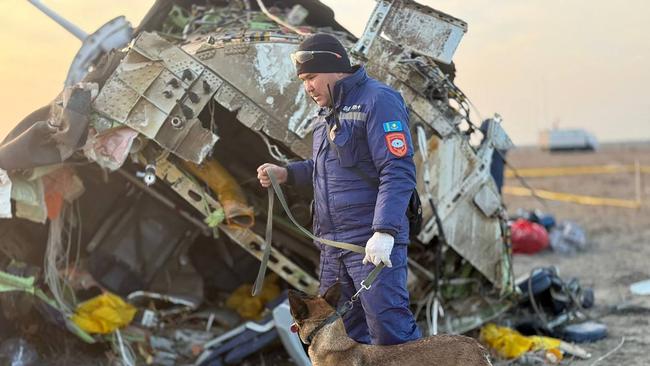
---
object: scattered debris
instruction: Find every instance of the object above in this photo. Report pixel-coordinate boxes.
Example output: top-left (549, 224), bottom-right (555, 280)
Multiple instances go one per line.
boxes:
top-left (510, 219), bottom-right (549, 255)
top-left (480, 323), bottom-right (563, 362)
top-left (71, 293), bottom-right (137, 334)
top-left (1, 0), bottom-right (608, 364)
top-left (0, 337), bottom-right (40, 366)
top-left (548, 221), bottom-right (588, 255)
top-left (559, 321), bottom-right (608, 343)
top-left (630, 279), bottom-right (650, 296)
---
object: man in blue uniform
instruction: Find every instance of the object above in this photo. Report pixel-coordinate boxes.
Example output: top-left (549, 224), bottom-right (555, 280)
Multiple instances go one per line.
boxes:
top-left (257, 34), bottom-right (421, 345)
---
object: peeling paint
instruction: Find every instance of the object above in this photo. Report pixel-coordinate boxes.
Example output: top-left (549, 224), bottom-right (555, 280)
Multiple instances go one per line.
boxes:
top-left (288, 86), bottom-right (310, 132)
top-left (253, 43), bottom-right (295, 95)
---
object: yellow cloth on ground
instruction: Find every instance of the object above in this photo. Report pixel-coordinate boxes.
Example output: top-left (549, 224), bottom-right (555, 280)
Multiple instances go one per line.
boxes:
top-left (226, 274), bottom-right (280, 320)
top-left (71, 293), bottom-right (136, 334)
top-left (480, 323), bottom-right (562, 359)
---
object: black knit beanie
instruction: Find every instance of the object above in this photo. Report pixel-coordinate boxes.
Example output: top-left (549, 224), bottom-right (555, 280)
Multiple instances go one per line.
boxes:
top-left (294, 33), bottom-right (352, 75)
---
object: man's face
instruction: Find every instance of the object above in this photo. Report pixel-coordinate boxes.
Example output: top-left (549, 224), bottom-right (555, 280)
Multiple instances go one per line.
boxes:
top-left (298, 72), bottom-right (342, 107)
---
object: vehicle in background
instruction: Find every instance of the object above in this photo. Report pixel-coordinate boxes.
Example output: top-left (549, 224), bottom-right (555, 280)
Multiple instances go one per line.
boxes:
top-left (539, 128), bottom-right (598, 152)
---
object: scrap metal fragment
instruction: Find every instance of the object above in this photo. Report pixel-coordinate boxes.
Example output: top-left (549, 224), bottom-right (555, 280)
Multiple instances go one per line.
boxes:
top-left (93, 32), bottom-right (220, 163)
top-left (182, 37), bottom-right (318, 158)
top-left (151, 158), bottom-right (319, 295)
top-left (416, 133), bottom-right (509, 290)
top-left (355, 0), bottom-right (467, 64)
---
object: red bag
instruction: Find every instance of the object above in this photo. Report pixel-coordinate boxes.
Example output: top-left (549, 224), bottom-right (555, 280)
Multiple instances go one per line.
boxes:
top-left (510, 219), bottom-right (549, 254)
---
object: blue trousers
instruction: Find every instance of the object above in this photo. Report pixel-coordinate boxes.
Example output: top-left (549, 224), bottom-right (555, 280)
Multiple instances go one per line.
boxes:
top-left (318, 243), bottom-right (421, 345)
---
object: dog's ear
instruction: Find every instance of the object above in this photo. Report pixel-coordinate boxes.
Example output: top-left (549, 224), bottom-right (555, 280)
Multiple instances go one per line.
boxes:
top-left (322, 282), bottom-right (341, 308)
top-left (288, 290), bottom-right (309, 320)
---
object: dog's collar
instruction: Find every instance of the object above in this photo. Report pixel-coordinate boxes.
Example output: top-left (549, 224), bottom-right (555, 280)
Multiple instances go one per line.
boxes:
top-left (304, 301), bottom-right (353, 344)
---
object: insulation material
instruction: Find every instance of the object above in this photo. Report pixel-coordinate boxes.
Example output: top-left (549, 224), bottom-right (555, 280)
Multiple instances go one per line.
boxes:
top-left (83, 126), bottom-right (139, 171)
top-left (42, 167), bottom-right (86, 221)
top-left (182, 159), bottom-right (254, 228)
top-left (11, 177), bottom-right (47, 224)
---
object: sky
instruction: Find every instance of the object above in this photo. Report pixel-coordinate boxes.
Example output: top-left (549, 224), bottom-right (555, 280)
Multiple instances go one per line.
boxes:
top-left (1, 0), bottom-right (649, 145)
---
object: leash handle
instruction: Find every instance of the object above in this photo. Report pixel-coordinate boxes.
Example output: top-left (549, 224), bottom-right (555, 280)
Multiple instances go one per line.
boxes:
top-left (252, 185), bottom-right (274, 296)
top-left (351, 262), bottom-right (384, 302)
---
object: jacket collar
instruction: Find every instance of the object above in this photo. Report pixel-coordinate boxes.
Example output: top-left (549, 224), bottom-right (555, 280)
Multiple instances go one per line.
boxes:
top-left (331, 65), bottom-right (367, 110)
top-left (316, 65), bottom-right (367, 119)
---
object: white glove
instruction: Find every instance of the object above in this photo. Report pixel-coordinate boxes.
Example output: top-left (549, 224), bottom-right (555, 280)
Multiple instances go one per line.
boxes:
top-left (363, 232), bottom-right (394, 267)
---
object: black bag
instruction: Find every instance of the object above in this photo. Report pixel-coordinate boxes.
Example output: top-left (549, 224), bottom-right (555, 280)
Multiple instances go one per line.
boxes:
top-left (406, 188), bottom-right (423, 238)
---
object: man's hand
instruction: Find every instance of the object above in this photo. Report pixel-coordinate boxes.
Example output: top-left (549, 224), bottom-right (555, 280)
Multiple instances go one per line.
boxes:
top-left (363, 232), bottom-right (394, 267)
top-left (257, 163), bottom-right (288, 188)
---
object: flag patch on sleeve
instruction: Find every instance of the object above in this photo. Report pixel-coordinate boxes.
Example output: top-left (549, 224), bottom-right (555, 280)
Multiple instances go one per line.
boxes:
top-left (385, 132), bottom-right (407, 157)
top-left (382, 121), bottom-right (403, 133)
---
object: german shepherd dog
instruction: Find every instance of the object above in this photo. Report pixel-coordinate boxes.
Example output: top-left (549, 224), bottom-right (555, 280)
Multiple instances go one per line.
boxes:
top-left (288, 283), bottom-right (492, 366)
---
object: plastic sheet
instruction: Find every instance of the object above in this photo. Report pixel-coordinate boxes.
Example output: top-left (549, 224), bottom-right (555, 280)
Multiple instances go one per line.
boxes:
top-left (511, 219), bottom-right (549, 254)
top-left (71, 293), bottom-right (137, 334)
top-left (549, 221), bottom-right (587, 254)
top-left (480, 323), bottom-right (562, 360)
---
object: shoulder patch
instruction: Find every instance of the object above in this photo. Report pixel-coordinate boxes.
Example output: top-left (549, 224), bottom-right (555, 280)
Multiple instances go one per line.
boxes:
top-left (383, 121), bottom-right (403, 133)
top-left (385, 132), bottom-right (407, 157)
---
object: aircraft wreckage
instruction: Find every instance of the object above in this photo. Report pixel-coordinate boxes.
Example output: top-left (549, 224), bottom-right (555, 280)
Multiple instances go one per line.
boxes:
top-left (0, 0), bottom-right (515, 364)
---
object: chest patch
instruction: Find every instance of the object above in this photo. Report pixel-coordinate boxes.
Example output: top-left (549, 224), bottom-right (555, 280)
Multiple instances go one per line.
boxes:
top-left (385, 132), bottom-right (407, 157)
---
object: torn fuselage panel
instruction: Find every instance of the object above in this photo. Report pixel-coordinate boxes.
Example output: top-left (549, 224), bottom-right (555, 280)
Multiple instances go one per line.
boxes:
top-left (181, 31), bottom-right (319, 158)
top-left (93, 32), bottom-right (219, 164)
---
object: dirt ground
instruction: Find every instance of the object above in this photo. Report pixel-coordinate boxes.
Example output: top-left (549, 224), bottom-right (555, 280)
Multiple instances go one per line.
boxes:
top-left (503, 141), bottom-right (650, 366)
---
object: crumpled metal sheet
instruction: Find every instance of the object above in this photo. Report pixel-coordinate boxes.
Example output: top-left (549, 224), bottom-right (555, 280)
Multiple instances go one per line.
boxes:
top-left (371, 0), bottom-right (467, 64)
top-left (150, 157), bottom-right (319, 295)
top-left (362, 36), bottom-right (461, 138)
top-left (93, 32), bottom-right (219, 163)
top-left (356, 12), bottom-right (510, 289)
top-left (182, 33), bottom-right (318, 158)
top-left (416, 133), bottom-right (508, 289)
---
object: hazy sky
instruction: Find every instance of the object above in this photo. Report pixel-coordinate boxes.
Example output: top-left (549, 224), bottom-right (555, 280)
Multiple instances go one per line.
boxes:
top-left (1, 0), bottom-right (649, 145)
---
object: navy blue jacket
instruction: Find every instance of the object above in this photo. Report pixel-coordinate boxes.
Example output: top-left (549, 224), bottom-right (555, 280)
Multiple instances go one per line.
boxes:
top-left (286, 66), bottom-right (416, 245)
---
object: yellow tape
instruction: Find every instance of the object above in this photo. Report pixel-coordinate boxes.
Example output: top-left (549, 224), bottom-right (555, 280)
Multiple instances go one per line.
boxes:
top-left (503, 186), bottom-right (641, 209)
top-left (505, 165), bottom-right (650, 178)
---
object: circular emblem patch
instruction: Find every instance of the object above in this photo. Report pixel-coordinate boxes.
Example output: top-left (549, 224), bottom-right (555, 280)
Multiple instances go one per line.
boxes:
top-left (385, 132), bottom-right (408, 157)
top-left (391, 139), bottom-right (404, 148)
